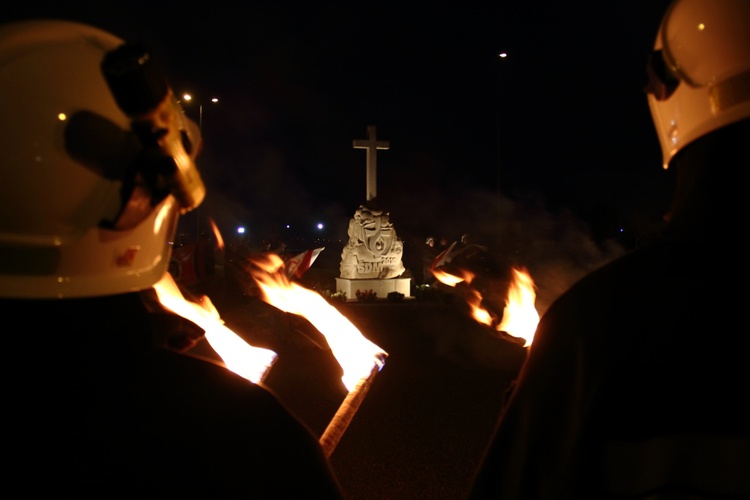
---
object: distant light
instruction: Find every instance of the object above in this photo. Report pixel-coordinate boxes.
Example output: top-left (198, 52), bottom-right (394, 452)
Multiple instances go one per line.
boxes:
top-left (58, 113), bottom-right (67, 121)
top-left (182, 93), bottom-right (219, 104)
top-left (316, 223), bottom-right (324, 230)
top-left (237, 226), bottom-right (245, 234)
top-left (285, 224), bottom-right (291, 229)
top-left (619, 228), bottom-right (624, 233)
top-left (497, 52), bottom-right (508, 59)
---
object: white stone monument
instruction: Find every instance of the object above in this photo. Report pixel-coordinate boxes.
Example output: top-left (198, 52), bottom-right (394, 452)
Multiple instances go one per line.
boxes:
top-left (336, 125), bottom-right (411, 300)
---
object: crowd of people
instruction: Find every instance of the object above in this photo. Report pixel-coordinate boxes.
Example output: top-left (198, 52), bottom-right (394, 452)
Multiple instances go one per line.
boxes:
top-left (2, 0), bottom-right (748, 497)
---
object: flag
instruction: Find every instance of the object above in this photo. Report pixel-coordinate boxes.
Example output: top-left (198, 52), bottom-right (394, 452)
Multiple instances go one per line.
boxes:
top-left (285, 247), bottom-right (325, 279)
top-left (170, 242), bottom-right (199, 286)
top-left (431, 241), bottom-right (457, 270)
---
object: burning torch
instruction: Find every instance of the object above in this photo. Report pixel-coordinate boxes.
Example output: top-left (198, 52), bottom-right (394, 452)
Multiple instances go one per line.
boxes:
top-left (251, 254), bottom-right (388, 457)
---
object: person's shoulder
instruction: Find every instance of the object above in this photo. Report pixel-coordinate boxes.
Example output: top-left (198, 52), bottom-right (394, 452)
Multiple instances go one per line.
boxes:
top-left (574, 239), bottom-right (667, 286)
top-left (544, 239), bottom-right (670, 318)
top-left (143, 348), bottom-right (326, 446)
top-left (147, 348), bottom-right (283, 408)
top-left (135, 350), bottom-right (345, 499)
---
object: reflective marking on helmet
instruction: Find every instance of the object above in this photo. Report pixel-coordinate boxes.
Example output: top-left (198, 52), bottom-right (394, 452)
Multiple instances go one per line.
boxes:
top-left (0, 246), bottom-right (60, 275)
top-left (710, 70), bottom-right (750, 114)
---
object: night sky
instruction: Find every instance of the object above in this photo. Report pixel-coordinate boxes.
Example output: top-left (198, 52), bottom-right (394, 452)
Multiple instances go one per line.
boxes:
top-left (4, 1), bottom-right (677, 254)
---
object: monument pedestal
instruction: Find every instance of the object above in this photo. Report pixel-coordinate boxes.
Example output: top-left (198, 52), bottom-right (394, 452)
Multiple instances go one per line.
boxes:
top-left (336, 277), bottom-right (411, 300)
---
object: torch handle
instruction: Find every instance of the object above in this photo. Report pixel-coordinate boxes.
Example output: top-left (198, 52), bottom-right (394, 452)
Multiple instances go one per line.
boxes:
top-left (319, 364), bottom-right (380, 457)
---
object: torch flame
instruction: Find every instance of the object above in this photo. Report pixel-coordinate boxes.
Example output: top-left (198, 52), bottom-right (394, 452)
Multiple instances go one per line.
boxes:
top-left (250, 254), bottom-right (387, 391)
top-left (466, 287), bottom-right (493, 326)
top-left (431, 267), bottom-right (473, 287)
top-left (208, 217), bottom-right (224, 250)
top-left (152, 272), bottom-right (277, 383)
top-left (497, 267), bottom-right (538, 347)
top-left (432, 264), bottom-right (539, 347)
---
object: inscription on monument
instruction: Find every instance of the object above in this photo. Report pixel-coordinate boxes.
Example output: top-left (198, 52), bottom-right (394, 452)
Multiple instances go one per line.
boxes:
top-left (340, 205), bottom-right (405, 279)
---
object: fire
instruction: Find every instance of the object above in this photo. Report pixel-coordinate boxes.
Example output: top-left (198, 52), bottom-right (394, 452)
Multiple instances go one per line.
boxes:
top-left (152, 272), bottom-right (277, 383)
top-left (463, 286), bottom-right (492, 326)
top-left (433, 264), bottom-right (539, 347)
top-left (155, 241), bottom-right (386, 456)
top-left (431, 266), bottom-right (473, 287)
top-left (248, 252), bottom-right (387, 456)
top-left (497, 267), bottom-right (538, 347)
top-left (208, 218), bottom-right (224, 250)
top-left (250, 253), bottom-right (387, 391)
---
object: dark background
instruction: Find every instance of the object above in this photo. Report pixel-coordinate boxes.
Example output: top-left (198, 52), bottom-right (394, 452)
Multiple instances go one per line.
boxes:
top-left (4, 1), bottom-right (676, 286)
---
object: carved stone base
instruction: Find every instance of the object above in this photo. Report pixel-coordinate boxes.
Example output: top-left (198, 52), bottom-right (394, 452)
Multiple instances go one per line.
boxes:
top-left (335, 277), bottom-right (412, 300)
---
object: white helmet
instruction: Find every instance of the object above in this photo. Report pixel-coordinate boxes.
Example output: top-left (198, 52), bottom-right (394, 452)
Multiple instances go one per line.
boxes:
top-left (0, 19), bottom-right (205, 299)
top-left (646, 0), bottom-right (750, 169)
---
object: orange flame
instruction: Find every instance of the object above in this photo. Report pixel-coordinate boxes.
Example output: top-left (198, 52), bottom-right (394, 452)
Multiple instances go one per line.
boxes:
top-left (208, 218), bottom-right (224, 250)
top-left (467, 287), bottom-right (493, 326)
top-left (433, 265), bottom-right (538, 347)
top-left (431, 267), bottom-right (473, 287)
top-left (250, 253), bottom-right (387, 391)
top-left (497, 267), bottom-right (538, 347)
top-left (152, 272), bottom-right (277, 383)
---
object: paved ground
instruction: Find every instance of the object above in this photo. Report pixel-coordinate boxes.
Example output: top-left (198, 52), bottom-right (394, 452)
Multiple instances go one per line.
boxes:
top-left (193, 270), bottom-right (527, 499)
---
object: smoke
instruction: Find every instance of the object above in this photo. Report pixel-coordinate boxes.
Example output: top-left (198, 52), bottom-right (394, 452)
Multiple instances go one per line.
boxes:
top-left (386, 186), bottom-right (629, 317)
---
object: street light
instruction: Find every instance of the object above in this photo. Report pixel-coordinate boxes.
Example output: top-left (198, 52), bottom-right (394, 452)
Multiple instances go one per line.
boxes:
top-left (181, 93), bottom-right (219, 131)
top-left (180, 93), bottom-right (219, 243)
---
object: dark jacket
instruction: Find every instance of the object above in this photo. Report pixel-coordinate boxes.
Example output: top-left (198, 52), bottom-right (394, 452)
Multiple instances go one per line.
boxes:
top-left (470, 120), bottom-right (750, 499)
top-left (3, 292), bottom-right (343, 499)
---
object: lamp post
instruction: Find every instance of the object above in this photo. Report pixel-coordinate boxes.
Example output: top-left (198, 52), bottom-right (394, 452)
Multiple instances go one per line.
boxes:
top-left (181, 93), bottom-right (219, 132)
top-left (180, 93), bottom-right (219, 243)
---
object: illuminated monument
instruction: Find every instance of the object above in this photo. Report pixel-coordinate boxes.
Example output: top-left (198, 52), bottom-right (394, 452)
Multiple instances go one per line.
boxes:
top-left (336, 125), bottom-right (411, 299)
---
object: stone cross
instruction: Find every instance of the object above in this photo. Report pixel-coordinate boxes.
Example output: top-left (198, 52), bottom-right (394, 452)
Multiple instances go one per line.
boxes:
top-left (353, 125), bottom-right (390, 201)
